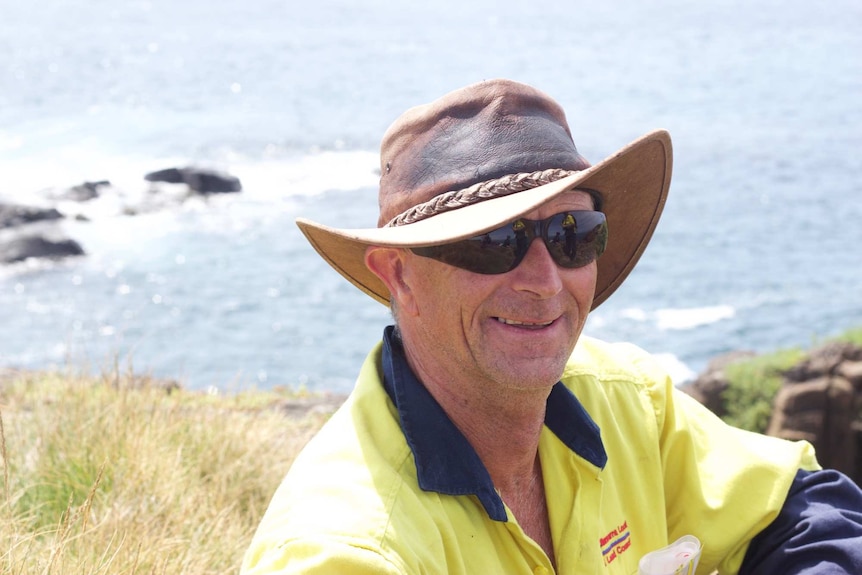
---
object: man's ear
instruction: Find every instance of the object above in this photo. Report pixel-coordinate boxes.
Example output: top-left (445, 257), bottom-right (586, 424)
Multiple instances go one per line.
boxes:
top-left (365, 246), bottom-right (418, 316)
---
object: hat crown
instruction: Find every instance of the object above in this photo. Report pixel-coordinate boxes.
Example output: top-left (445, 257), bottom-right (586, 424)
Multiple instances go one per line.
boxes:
top-left (377, 79), bottom-right (590, 226)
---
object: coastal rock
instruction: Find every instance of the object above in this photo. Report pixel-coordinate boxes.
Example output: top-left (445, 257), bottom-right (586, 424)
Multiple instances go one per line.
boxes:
top-left (680, 350), bottom-right (756, 418)
top-left (278, 393), bottom-right (347, 419)
top-left (781, 341), bottom-right (862, 383)
top-left (0, 168), bottom-right (242, 267)
top-left (52, 180), bottom-right (112, 202)
top-left (0, 201), bottom-right (86, 264)
top-left (144, 167), bottom-right (242, 195)
top-left (837, 360), bottom-right (862, 392)
top-left (0, 235), bottom-right (85, 264)
top-left (686, 342), bottom-right (862, 485)
top-left (0, 203), bottom-right (64, 229)
top-left (767, 376), bottom-right (856, 477)
top-left (767, 342), bottom-right (862, 481)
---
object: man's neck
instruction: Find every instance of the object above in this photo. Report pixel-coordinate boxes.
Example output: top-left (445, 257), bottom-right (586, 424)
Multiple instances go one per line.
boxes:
top-left (428, 380), bottom-right (556, 564)
top-left (396, 331), bottom-right (558, 563)
top-left (443, 384), bottom-right (547, 481)
top-left (403, 341), bottom-right (551, 485)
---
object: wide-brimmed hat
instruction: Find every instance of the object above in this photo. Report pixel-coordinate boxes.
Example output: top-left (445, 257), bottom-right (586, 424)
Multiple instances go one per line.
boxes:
top-left (296, 79), bottom-right (672, 309)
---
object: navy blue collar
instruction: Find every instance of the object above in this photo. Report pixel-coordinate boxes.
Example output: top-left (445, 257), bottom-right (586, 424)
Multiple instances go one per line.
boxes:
top-left (381, 326), bottom-right (607, 522)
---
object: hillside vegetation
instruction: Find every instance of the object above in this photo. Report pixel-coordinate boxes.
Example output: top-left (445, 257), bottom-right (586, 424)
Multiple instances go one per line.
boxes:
top-left (0, 368), bottom-right (330, 574)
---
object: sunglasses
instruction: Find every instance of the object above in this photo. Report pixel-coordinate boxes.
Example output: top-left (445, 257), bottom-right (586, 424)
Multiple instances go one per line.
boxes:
top-left (411, 210), bottom-right (608, 275)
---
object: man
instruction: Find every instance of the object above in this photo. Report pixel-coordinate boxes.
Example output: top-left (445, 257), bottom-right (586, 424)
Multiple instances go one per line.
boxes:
top-left (242, 79), bottom-right (862, 574)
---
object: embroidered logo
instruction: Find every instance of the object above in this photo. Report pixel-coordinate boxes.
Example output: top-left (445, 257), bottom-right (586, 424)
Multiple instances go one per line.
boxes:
top-left (600, 520), bottom-right (632, 566)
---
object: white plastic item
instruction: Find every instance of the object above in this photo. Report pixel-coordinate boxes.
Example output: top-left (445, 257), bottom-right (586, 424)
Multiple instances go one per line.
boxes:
top-left (638, 535), bottom-right (703, 575)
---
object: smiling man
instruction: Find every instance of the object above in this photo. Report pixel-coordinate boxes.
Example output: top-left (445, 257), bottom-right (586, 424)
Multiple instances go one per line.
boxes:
top-left (242, 79), bottom-right (862, 574)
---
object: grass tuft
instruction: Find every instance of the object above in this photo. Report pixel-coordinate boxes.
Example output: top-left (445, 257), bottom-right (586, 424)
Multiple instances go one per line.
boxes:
top-left (831, 327), bottom-right (862, 347)
top-left (0, 367), bottom-right (330, 574)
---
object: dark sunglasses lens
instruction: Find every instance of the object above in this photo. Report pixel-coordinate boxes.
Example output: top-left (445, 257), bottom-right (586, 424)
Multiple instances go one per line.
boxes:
top-left (411, 223), bottom-right (520, 274)
top-left (412, 211), bottom-right (608, 274)
top-left (544, 212), bottom-right (607, 268)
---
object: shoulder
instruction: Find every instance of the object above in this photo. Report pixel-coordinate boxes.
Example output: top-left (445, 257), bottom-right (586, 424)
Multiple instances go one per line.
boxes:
top-left (243, 344), bottom-right (462, 574)
top-left (244, 345), bottom-right (416, 572)
top-left (566, 335), bottom-right (670, 384)
top-left (562, 336), bottom-right (673, 418)
top-left (559, 336), bottom-right (756, 458)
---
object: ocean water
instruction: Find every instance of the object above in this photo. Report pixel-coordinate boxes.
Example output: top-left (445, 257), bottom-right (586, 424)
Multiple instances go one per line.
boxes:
top-left (1, 0), bottom-right (860, 392)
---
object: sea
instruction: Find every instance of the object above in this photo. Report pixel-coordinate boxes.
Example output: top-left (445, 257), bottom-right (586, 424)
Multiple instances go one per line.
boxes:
top-left (1, 0), bottom-right (860, 393)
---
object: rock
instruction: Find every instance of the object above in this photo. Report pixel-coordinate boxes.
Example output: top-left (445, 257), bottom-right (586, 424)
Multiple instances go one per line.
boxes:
top-left (836, 361), bottom-right (862, 392)
top-left (855, 422), bottom-right (862, 482)
top-left (0, 202), bottom-right (84, 265)
top-left (278, 394), bottom-right (346, 419)
top-left (0, 203), bottom-right (64, 229)
top-left (765, 342), bottom-right (862, 484)
top-left (55, 180), bottom-right (112, 202)
top-left (0, 235), bottom-right (85, 264)
top-left (686, 342), bottom-right (862, 485)
top-left (144, 167), bottom-right (242, 195)
top-left (767, 376), bottom-right (856, 478)
top-left (781, 341), bottom-right (862, 382)
top-left (680, 351), bottom-right (756, 418)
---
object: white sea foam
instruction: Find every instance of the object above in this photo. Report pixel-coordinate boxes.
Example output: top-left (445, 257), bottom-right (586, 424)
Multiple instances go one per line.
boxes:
top-left (0, 141), bottom-right (378, 206)
top-left (655, 305), bottom-right (735, 330)
top-left (620, 307), bottom-right (649, 322)
top-left (0, 146), bottom-right (380, 245)
top-left (652, 353), bottom-right (698, 385)
top-left (593, 305), bottom-right (734, 332)
top-left (232, 150), bottom-right (379, 201)
top-left (0, 146), bottom-right (184, 205)
top-left (0, 131), bottom-right (23, 154)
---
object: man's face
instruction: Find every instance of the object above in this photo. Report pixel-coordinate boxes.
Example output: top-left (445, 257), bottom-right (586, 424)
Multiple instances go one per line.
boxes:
top-left (396, 190), bottom-right (598, 393)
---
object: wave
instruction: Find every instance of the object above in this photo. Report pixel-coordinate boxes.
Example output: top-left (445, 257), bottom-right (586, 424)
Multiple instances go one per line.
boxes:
top-left (0, 142), bottom-right (379, 204)
top-left (598, 305), bottom-right (735, 331)
top-left (655, 305), bottom-right (736, 330)
top-left (229, 150), bottom-right (379, 202)
top-left (652, 353), bottom-right (698, 385)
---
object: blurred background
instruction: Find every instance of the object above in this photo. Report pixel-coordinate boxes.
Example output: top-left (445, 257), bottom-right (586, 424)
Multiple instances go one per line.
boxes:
top-left (1, 0), bottom-right (859, 392)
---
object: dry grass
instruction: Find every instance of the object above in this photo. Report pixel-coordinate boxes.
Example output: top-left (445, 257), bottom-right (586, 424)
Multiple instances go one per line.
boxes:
top-left (0, 367), bottom-right (334, 574)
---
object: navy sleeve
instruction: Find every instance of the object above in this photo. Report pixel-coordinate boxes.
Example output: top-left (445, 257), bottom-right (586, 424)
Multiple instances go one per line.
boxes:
top-left (739, 468), bottom-right (862, 574)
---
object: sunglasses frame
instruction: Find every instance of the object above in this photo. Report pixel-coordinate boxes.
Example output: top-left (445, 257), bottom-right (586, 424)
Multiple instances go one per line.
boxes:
top-left (411, 210), bottom-right (608, 275)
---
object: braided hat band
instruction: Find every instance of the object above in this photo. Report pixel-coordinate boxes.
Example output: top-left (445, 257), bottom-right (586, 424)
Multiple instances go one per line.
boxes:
top-left (386, 169), bottom-right (579, 227)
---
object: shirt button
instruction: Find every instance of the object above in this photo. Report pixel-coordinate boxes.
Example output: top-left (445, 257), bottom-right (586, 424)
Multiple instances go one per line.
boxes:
top-left (533, 566), bottom-right (550, 575)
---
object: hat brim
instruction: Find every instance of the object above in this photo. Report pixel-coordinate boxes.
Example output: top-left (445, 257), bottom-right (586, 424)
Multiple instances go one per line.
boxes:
top-left (296, 129), bottom-right (672, 309)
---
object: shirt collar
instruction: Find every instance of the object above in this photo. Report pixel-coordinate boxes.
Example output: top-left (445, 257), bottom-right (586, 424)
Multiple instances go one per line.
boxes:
top-left (381, 326), bottom-right (607, 522)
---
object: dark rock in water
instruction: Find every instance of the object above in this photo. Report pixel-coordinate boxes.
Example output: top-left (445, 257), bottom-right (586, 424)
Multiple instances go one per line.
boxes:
top-left (144, 167), bottom-right (187, 185)
top-left (0, 203), bottom-right (64, 229)
top-left (57, 180), bottom-right (112, 202)
top-left (144, 167), bottom-right (242, 195)
top-left (0, 235), bottom-right (85, 264)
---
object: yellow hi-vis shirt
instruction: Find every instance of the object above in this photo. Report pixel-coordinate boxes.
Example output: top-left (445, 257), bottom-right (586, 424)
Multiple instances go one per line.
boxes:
top-left (242, 333), bottom-right (819, 575)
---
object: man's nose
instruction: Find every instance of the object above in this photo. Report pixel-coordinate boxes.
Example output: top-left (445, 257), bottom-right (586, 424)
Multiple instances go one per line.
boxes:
top-left (508, 238), bottom-right (563, 298)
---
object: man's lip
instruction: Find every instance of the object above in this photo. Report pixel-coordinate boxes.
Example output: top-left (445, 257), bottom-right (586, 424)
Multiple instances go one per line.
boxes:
top-left (494, 317), bottom-right (556, 328)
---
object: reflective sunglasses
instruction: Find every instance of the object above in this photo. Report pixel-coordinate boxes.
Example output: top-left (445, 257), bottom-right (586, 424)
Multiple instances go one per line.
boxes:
top-left (411, 210), bottom-right (608, 275)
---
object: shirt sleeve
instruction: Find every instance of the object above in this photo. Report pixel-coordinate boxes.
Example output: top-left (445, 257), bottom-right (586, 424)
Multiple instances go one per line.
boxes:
top-left (241, 537), bottom-right (407, 575)
top-left (738, 468), bottom-right (862, 574)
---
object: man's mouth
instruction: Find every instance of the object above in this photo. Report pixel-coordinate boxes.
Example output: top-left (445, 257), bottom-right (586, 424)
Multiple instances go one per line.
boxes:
top-left (495, 317), bottom-right (555, 328)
